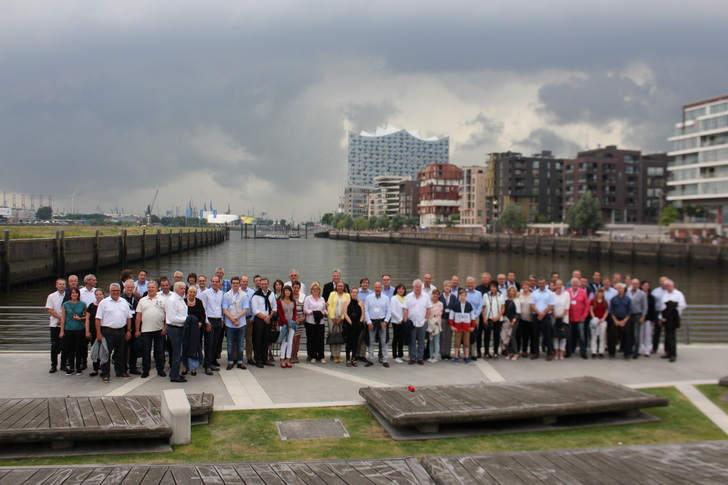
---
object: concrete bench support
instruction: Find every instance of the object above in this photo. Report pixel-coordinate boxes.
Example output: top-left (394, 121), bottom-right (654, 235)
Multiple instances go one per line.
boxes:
top-left (162, 389), bottom-right (191, 445)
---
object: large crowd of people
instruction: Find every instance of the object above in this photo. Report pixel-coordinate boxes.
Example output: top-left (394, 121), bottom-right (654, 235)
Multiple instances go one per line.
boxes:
top-left (44, 267), bottom-right (688, 383)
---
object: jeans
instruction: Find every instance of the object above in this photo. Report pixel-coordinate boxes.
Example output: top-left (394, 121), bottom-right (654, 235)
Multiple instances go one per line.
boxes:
top-left (141, 330), bottom-right (166, 373)
top-left (631, 315), bottom-right (642, 357)
top-left (204, 318), bottom-right (223, 369)
top-left (368, 320), bottom-right (388, 363)
top-left (429, 334), bottom-right (440, 358)
top-left (226, 325), bottom-right (246, 364)
top-left (166, 324), bottom-right (184, 380)
top-left (567, 319), bottom-right (588, 356)
top-left (409, 325), bottom-right (427, 361)
top-left (100, 327), bottom-right (127, 378)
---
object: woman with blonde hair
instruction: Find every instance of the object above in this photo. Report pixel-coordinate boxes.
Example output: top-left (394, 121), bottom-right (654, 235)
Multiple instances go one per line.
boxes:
top-left (326, 281), bottom-right (349, 363)
top-left (303, 282), bottom-right (328, 363)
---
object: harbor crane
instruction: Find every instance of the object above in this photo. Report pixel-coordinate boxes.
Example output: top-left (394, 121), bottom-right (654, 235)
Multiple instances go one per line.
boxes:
top-left (145, 190), bottom-right (159, 226)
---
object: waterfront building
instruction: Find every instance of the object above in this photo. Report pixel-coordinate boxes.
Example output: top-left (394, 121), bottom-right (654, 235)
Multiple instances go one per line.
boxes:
top-left (341, 125), bottom-right (449, 217)
top-left (563, 146), bottom-right (669, 224)
top-left (459, 166), bottom-right (487, 227)
top-left (367, 175), bottom-right (409, 218)
top-left (485, 151), bottom-right (564, 226)
top-left (339, 185), bottom-right (373, 219)
top-left (417, 163), bottom-right (462, 227)
top-left (398, 180), bottom-right (419, 222)
top-left (667, 94), bottom-right (728, 222)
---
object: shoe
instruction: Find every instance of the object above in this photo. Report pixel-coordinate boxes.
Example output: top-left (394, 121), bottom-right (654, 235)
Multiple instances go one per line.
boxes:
top-left (408, 360), bottom-right (415, 365)
top-left (255, 363), bottom-right (264, 368)
top-left (452, 358), bottom-right (459, 364)
top-left (378, 357), bottom-right (383, 363)
top-left (190, 370), bottom-right (197, 376)
top-left (226, 364), bottom-right (234, 370)
top-left (158, 370), bottom-right (167, 377)
top-left (286, 364), bottom-right (293, 368)
top-left (465, 358), bottom-right (472, 364)
top-left (484, 354), bottom-right (492, 360)
top-left (351, 361), bottom-right (357, 367)
top-left (669, 356), bottom-right (676, 362)
top-left (521, 352), bottom-right (527, 357)
top-left (66, 369), bottom-right (74, 376)
top-left (346, 362), bottom-right (352, 367)
top-left (205, 368), bottom-right (214, 376)
top-left (248, 359), bottom-right (256, 365)
top-left (237, 363), bottom-right (247, 370)
top-left (365, 361), bottom-right (373, 367)
top-left (309, 358), bottom-right (316, 363)
top-left (210, 366), bottom-right (220, 371)
top-left (546, 355), bottom-right (553, 361)
top-left (320, 359), bottom-right (327, 364)
top-left (281, 362), bottom-right (286, 368)
top-left (90, 371), bottom-right (99, 377)
top-left (264, 361), bottom-right (274, 367)
top-left (141, 371), bottom-right (149, 378)
top-left (103, 377), bottom-right (110, 383)
top-left (661, 355), bottom-right (670, 359)
top-left (530, 354), bottom-right (538, 360)
top-left (492, 354), bottom-right (499, 361)
top-left (170, 377), bottom-right (187, 383)
top-left (598, 354), bottom-right (604, 359)
top-left (213, 361), bottom-right (221, 367)
top-left (61, 366), bottom-right (69, 373)
top-left (633, 354), bottom-right (639, 360)
top-left (383, 362), bottom-right (389, 368)
top-left (181, 370), bottom-right (188, 376)
top-left (418, 360), bottom-right (425, 365)
top-left (471, 356), bottom-right (478, 361)
top-left (75, 371), bottom-right (82, 376)
top-left (49, 366), bottom-right (57, 374)
top-left (395, 357), bottom-right (403, 364)
top-left (129, 369), bottom-right (142, 375)
top-left (117, 373), bottom-right (131, 378)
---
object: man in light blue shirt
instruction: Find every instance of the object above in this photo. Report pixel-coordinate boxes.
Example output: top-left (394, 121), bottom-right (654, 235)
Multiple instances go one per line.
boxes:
top-left (465, 277), bottom-right (482, 359)
top-left (530, 277), bottom-right (556, 360)
top-left (365, 282), bottom-right (391, 367)
top-left (381, 274), bottom-right (395, 299)
top-left (200, 276), bottom-right (224, 374)
top-left (222, 277), bottom-right (249, 370)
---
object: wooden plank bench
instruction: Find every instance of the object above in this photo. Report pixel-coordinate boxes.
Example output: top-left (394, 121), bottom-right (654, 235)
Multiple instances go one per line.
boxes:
top-left (0, 393), bottom-right (213, 447)
top-left (0, 456), bottom-right (434, 484)
top-left (421, 441), bottom-right (728, 484)
top-left (359, 376), bottom-right (668, 434)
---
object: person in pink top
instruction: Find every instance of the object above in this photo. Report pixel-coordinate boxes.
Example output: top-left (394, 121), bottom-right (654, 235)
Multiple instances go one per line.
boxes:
top-left (567, 277), bottom-right (590, 359)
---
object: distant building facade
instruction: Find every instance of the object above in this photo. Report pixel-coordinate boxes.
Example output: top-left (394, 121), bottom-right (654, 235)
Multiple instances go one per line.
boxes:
top-left (485, 151), bottom-right (564, 226)
top-left (418, 163), bottom-right (462, 227)
top-left (667, 94), bottom-right (728, 222)
top-left (339, 185), bottom-right (373, 219)
top-left (459, 166), bottom-right (487, 227)
top-left (563, 146), bottom-right (668, 224)
top-left (367, 175), bottom-right (409, 218)
top-left (398, 180), bottom-right (419, 221)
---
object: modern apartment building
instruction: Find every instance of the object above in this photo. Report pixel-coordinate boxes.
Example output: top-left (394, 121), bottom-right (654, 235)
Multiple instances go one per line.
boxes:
top-left (667, 94), bottom-right (728, 221)
top-left (485, 151), bottom-right (564, 226)
top-left (563, 146), bottom-right (668, 224)
top-left (459, 166), bottom-right (487, 227)
top-left (417, 163), bottom-right (462, 227)
top-left (398, 180), bottom-right (419, 221)
top-left (367, 175), bottom-right (409, 218)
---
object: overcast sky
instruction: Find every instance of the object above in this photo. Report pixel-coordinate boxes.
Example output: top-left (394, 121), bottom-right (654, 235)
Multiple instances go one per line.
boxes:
top-left (1, 1), bottom-right (726, 221)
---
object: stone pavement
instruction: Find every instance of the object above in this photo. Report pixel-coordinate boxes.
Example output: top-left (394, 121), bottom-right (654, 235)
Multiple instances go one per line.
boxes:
top-left (2, 344), bottom-right (727, 433)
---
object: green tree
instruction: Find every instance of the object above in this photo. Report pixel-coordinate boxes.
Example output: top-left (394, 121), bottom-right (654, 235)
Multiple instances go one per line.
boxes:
top-left (658, 205), bottom-right (681, 226)
top-left (376, 215), bottom-right (390, 230)
top-left (390, 214), bottom-right (405, 231)
top-left (566, 191), bottom-right (602, 235)
top-left (36, 206), bottom-right (53, 220)
top-left (335, 214), bottom-right (353, 230)
top-left (499, 204), bottom-right (525, 232)
top-left (278, 219), bottom-right (287, 226)
top-left (321, 213), bottom-right (334, 225)
top-left (353, 216), bottom-right (369, 231)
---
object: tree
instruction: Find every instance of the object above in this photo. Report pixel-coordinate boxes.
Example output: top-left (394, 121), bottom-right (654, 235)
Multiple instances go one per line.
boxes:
top-left (278, 219), bottom-right (287, 226)
top-left (335, 214), bottom-right (353, 230)
top-left (499, 204), bottom-right (525, 232)
top-left (321, 213), bottom-right (334, 225)
top-left (659, 205), bottom-right (681, 226)
top-left (566, 191), bottom-right (602, 235)
top-left (390, 214), bottom-right (405, 231)
top-left (353, 216), bottom-right (369, 231)
top-left (36, 206), bottom-right (53, 220)
top-left (376, 215), bottom-right (390, 231)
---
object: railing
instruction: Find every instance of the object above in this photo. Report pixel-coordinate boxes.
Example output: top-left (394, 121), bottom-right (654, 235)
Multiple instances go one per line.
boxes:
top-left (2, 305), bottom-right (727, 351)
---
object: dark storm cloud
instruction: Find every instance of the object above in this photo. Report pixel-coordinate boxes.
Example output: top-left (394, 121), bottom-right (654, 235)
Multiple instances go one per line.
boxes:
top-left (459, 113), bottom-right (504, 151)
top-left (341, 101), bottom-right (401, 134)
top-left (512, 129), bottom-right (583, 159)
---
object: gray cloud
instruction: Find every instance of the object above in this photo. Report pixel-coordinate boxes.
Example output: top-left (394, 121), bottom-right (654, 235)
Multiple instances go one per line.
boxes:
top-left (459, 113), bottom-right (504, 151)
top-left (512, 129), bottom-right (583, 160)
top-left (341, 101), bottom-right (401, 134)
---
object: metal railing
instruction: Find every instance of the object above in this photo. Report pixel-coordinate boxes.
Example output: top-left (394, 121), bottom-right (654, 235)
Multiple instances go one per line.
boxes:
top-left (2, 305), bottom-right (727, 351)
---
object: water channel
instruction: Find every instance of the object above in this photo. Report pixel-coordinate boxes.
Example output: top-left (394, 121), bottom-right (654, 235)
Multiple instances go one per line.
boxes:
top-left (1, 235), bottom-right (723, 349)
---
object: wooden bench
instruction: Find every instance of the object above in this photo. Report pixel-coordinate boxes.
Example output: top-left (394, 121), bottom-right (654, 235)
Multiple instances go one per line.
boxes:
top-left (0, 393), bottom-right (214, 448)
top-left (359, 376), bottom-right (668, 434)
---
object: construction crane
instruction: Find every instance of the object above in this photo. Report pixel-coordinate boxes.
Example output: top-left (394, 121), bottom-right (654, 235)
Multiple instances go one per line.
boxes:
top-left (145, 190), bottom-right (159, 226)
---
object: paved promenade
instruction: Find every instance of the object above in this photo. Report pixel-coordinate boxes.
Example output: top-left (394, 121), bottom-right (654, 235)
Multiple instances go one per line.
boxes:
top-left (3, 344), bottom-right (727, 427)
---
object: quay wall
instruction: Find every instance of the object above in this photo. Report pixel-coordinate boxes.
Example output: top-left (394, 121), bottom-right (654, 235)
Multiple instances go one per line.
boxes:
top-left (329, 230), bottom-right (726, 265)
top-left (0, 227), bottom-right (228, 291)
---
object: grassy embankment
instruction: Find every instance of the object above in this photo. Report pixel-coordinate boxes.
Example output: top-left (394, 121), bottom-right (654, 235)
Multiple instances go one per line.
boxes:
top-left (0, 387), bottom-right (725, 467)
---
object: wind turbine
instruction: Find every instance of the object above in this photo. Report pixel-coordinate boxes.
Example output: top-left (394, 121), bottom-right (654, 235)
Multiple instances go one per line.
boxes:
top-left (67, 189), bottom-right (78, 214)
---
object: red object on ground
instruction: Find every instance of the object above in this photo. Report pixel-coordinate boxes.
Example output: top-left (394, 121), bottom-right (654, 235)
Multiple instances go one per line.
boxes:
top-left (407, 385), bottom-right (416, 392)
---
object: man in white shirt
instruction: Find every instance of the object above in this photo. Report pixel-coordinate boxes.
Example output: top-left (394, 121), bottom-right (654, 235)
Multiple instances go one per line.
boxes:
top-left (135, 281), bottom-right (167, 378)
top-left (240, 275), bottom-right (257, 364)
top-left (165, 281), bottom-right (191, 382)
top-left (658, 279), bottom-right (687, 363)
top-left (45, 279), bottom-right (66, 373)
top-left (530, 277), bottom-right (556, 361)
top-left (250, 277), bottom-right (277, 368)
top-left (285, 269), bottom-right (306, 296)
top-left (79, 274), bottom-right (97, 306)
top-left (403, 279), bottom-right (432, 365)
top-left (651, 276), bottom-right (669, 354)
top-left (223, 276), bottom-right (249, 370)
top-left (422, 274), bottom-right (436, 297)
top-left (364, 282), bottom-right (391, 367)
top-left (200, 276), bottom-right (224, 374)
top-left (95, 283), bottom-right (133, 382)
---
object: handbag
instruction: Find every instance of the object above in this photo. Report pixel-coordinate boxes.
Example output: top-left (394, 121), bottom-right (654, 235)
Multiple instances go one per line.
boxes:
top-left (327, 324), bottom-right (345, 345)
top-left (269, 329), bottom-right (281, 344)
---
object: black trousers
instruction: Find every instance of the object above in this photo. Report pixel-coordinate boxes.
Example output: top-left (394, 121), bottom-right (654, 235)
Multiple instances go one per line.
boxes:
top-left (100, 327), bottom-right (127, 378)
top-left (141, 330), bottom-right (166, 373)
top-left (253, 317), bottom-right (271, 364)
top-left (64, 329), bottom-right (85, 371)
top-left (517, 319), bottom-right (532, 354)
top-left (50, 327), bottom-right (62, 368)
top-left (391, 323), bottom-right (404, 359)
top-left (664, 326), bottom-right (677, 358)
top-left (305, 323), bottom-right (325, 361)
top-left (531, 314), bottom-right (554, 356)
top-left (204, 318), bottom-right (223, 368)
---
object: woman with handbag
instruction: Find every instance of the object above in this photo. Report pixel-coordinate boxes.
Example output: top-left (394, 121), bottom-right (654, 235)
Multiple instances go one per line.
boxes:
top-left (326, 282), bottom-right (349, 363)
top-left (303, 282), bottom-right (328, 363)
top-left (276, 285), bottom-right (297, 368)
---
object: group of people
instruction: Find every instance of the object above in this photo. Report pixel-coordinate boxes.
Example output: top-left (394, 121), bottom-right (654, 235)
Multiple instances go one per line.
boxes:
top-left (44, 266), bottom-right (688, 383)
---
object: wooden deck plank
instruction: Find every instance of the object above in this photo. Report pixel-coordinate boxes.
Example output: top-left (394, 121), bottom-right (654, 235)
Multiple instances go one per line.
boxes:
top-left (7, 399), bottom-right (47, 430)
top-left (283, 463), bottom-right (328, 485)
top-left (194, 465), bottom-right (225, 485)
top-left (114, 398), bottom-right (143, 427)
top-left (506, 453), bottom-right (571, 485)
top-left (168, 466), bottom-right (204, 485)
top-left (0, 399), bottom-right (37, 427)
top-left (64, 398), bottom-right (86, 430)
top-left (250, 464), bottom-right (288, 485)
top-left (124, 397), bottom-right (163, 427)
top-left (117, 466), bottom-right (150, 485)
top-left (268, 464), bottom-right (309, 485)
top-left (469, 455), bottom-right (529, 485)
top-left (379, 458), bottom-right (434, 484)
top-left (89, 398), bottom-right (113, 427)
top-left (48, 397), bottom-right (71, 428)
top-left (212, 465), bottom-right (245, 485)
top-left (126, 466), bottom-right (168, 485)
top-left (60, 468), bottom-right (98, 485)
top-left (321, 461), bottom-right (372, 485)
top-left (554, 450), bottom-right (609, 485)
top-left (100, 397), bottom-right (130, 427)
top-left (157, 469), bottom-right (176, 485)
top-left (230, 465), bottom-right (267, 485)
top-left (34, 467), bottom-right (76, 485)
top-left (76, 397), bottom-right (99, 428)
top-left (0, 398), bottom-right (22, 417)
top-left (2, 469), bottom-right (47, 485)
